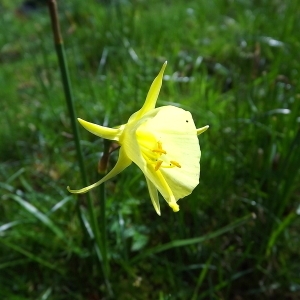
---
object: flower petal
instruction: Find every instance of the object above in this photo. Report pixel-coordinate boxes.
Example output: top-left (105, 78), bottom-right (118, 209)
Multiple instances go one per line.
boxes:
top-left (145, 177), bottom-right (161, 215)
top-left (78, 118), bottom-right (124, 141)
top-left (129, 62), bottom-right (167, 122)
top-left (197, 125), bottom-right (209, 135)
top-left (67, 147), bottom-right (132, 194)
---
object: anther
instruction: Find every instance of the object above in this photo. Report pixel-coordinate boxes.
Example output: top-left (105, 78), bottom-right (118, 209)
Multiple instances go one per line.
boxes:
top-left (170, 161), bottom-right (181, 168)
top-left (153, 148), bottom-right (167, 154)
top-left (154, 160), bottom-right (163, 171)
top-left (152, 141), bottom-right (167, 154)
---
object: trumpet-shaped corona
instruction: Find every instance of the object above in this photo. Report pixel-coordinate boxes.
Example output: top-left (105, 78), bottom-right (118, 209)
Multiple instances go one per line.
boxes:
top-left (67, 62), bottom-right (209, 215)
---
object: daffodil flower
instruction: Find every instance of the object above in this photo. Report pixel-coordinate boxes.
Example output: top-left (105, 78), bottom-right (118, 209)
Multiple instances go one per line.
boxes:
top-left (68, 62), bottom-right (208, 215)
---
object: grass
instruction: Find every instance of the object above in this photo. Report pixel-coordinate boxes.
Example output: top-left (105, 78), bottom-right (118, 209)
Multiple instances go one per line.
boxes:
top-left (1, 0), bottom-right (300, 299)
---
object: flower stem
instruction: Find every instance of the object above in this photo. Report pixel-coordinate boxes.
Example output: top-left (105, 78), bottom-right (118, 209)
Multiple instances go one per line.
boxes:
top-left (48, 0), bottom-right (111, 295)
top-left (98, 139), bottom-right (111, 276)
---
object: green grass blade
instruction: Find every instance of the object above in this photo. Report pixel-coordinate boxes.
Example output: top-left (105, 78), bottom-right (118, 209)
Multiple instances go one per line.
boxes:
top-left (9, 194), bottom-right (65, 240)
top-left (38, 287), bottom-right (52, 300)
top-left (0, 238), bottom-right (63, 274)
top-left (132, 213), bottom-right (254, 263)
top-left (0, 258), bottom-right (29, 270)
top-left (266, 211), bottom-right (296, 257)
top-left (191, 255), bottom-right (213, 300)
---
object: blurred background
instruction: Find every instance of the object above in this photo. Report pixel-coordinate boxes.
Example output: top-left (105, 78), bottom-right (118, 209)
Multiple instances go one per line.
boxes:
top-left (1, 0), bottom-right (300, 299)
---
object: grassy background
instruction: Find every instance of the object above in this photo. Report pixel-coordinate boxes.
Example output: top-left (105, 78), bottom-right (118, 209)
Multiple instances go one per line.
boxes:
top-left (1, 0), bottom-right (300, 299)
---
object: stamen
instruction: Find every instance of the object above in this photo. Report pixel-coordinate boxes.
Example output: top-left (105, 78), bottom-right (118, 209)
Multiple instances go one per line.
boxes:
top-left (155, 169), bottom-right (180, 212)
top-left (153, 148), bottom-right (167, 154)
top-left (152, 141), bottom-right (167, 154)
top-left (154, 160), bottom-right (163, 171)
top-left (146, 141), bottom-right (182, 171)
top-left (170, 161), bottom-right (181, 168)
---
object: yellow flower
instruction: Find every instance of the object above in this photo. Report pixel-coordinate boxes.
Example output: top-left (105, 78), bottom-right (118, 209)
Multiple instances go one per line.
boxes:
top-left (68, 62), bottom-right (208, 215)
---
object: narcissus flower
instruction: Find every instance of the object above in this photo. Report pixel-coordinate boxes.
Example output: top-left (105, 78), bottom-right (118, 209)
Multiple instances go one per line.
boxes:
top-left (68, 62), bottom-right (208, 215)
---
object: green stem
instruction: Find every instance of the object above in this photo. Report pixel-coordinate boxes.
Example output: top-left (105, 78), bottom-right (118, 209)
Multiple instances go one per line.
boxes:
top-left (98, 139), bottom-right (111, 276)
top-left (48, 0), bottom-right (111, 294)
top-left (48, 1), bottom-right (85, 183)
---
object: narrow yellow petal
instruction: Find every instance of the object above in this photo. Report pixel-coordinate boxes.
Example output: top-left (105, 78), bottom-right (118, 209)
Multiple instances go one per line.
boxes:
top-left (145, 177), bottom-right (161, 215)
top-left (67, 147), bottom-right (132, 194)
top-left (130, 62), bottom-right (167, 122)
top-left (197, 125), bottom-right (209, 135)
top-left (78, 118), bottom-right (123, 141)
